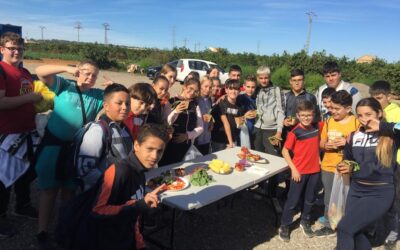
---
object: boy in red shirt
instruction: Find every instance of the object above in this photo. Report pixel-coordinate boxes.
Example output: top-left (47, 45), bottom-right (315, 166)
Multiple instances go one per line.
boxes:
top-left (0, 32), bottom-right (42, 238)
top-left (279, 100), bottom-right (321, 242)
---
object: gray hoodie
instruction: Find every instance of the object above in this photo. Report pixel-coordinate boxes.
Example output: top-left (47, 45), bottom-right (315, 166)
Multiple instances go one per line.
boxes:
top-left (254, 85), bottom-right (285, 132)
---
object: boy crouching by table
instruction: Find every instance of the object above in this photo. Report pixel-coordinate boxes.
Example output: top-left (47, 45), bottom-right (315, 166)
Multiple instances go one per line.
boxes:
top-left (279, 100), bottom-right (321, 242)
top-left (57, 124), bottom-right (169, 250)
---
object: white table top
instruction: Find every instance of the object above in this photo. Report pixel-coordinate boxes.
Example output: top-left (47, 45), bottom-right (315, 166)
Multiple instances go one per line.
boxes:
top-left (145, 147), bottom-right (288, 211)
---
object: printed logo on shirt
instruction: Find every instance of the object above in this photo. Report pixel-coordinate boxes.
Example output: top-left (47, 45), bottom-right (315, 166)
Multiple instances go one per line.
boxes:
top-left (130, 186), bottom-right (144, 200)
top-left (226, 107), bottom-right (238, 115)
top-left (20, 78), bottom-right (33, 95)
top-left (327, 130), bottom-right (343, 141)
top-left (352, 131), bottom-right (378, 147)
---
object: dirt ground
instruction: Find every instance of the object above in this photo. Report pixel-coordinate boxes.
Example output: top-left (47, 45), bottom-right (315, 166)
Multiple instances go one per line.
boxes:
top-left (0, 60), bottom-right (395, 250)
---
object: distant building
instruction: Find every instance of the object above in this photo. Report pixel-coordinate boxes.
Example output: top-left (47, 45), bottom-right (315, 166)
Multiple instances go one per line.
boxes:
top-left (356, 54), bottom-right (376, 64)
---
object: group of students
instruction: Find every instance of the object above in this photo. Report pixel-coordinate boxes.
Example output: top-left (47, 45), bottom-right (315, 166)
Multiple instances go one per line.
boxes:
top-left (0, 31), bottom-right (399, 250)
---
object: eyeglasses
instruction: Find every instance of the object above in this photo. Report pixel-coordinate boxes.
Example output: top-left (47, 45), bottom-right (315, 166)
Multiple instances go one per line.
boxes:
top-left (228, 87), bottom-right (240, 90)
top-left (4, 46), bottom-right (24, 53)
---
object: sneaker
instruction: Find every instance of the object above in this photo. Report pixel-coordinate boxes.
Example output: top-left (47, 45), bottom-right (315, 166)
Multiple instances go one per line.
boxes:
top-left (14, 204), bottom-right (38, 219)
top-left (300, 220), bottom-right (315, 238)
top-left (0, 216), bottom-right (17, 238)
top-left (279, 225), bottom-right (290, 242)
top-left (384, 240), bottom-right (397, 250)
top-left (37, 231), bottom-right (55, 250)
top-left (314, 226), bottom-right (335, 237)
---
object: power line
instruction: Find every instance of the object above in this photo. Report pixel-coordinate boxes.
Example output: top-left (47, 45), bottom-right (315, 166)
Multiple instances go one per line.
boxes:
top-left (74, 22), bottom-right (82, 42)
top-left (39, 26), bottom-right (45, 40)
top-left (304, 11), bottom-right (317, 54)
top-left (257, 40), bottom-right (260, 55)
top-left (103, 23), bottom-right (110, 45)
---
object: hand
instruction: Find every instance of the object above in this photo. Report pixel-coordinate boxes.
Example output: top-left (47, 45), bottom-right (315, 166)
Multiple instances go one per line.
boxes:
top-left (235, 116), bottom-right (245, 127)
top-left (226, 143), bottom-right (234, 149)
top-left (244, 110), bottom-right (257, 119)
top-left (215, 94), bottom-right (226, 104)
top-left (203, 114), bottom-right (212, 123)
top-left (283, 118), bottom-right (292, 127)
top-left (333, 137), bottom-right (346, 147)
top-left (337, 161), bottom-right (351, 174)
top-left (174, 101), bottom-right (188, 114)
top-left (27, 92), bottom-right (43, 103)
top-left (324, 141), bottom-right (337, 151)
top-left (69, 66), bottom-right (80, 77)
top-left (365, 118), bottom-right (380, 132)
top-left (166, 126), bottom-right (174, 140)
top-left (101, 75), bottom-right (114, 87)
top-left (291, 168), bottom-right (301, 182)
top-left (144, 184), bottom-right (166, 208)
top-left (270, 133), bottom-right (282, 146)
top-left (172, 133), bottom-right (188, 143)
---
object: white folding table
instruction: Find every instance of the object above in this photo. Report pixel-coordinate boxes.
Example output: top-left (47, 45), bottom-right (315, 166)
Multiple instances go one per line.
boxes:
top-left (144, 147), bottom-right (288, 249)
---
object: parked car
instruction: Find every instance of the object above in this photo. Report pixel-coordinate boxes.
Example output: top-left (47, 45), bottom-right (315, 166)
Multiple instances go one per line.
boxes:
top-left (145, 65), bottom-right (162, 80)
top-left (175, 59), bottom-right (229, 83)
top-left (146, 60), bottom-right (180, 80)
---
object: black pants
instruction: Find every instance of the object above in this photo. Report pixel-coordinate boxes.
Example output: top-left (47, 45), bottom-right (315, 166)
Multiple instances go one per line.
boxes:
top-left (337, 182), bottom-right (394, 250)
top-left (158, 140), bottom-right (191, 167)
top-left (0, 164), bottom-right (36, 215)
top-left (281, 172), bottom-right (320, 226)
top-left (195, 143), bottom-right (210, 156)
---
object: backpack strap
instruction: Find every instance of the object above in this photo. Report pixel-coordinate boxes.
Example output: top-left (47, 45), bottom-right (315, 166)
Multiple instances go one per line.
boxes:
top-left (75, 83), bottom-right (87, 125)
top-left (97, 119), bottom-right (113, 157)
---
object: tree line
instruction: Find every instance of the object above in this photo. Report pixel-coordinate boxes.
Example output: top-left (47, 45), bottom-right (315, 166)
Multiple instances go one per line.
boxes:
top-left (25, 40), bottom-right (400, 94)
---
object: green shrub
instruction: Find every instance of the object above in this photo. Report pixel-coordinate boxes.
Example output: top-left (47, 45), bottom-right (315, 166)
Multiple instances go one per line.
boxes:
top-left (271, 65), bottom-right (290, 89)
top-left (305, 73), bottom-right (324, 92)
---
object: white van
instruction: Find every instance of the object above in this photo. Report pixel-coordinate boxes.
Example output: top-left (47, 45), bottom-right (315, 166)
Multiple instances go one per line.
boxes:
top-left (173, 59), bottom-right (229, 83)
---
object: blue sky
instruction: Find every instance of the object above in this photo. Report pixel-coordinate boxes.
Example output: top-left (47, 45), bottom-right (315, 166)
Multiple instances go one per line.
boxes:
top-left (1, 0), bottom-right (399, 62)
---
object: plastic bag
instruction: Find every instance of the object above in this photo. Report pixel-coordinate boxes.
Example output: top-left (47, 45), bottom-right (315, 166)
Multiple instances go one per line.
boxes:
top-left (33, 80), bottom-right (55, 113)
top-left (240, 123), bottom-right (251, 148)
top-left (183, 144), bottom-right (203, 161)
top-left (35, 110), bottom-right (52, 138)
top-left (328, 173), bottom-right (350, 230)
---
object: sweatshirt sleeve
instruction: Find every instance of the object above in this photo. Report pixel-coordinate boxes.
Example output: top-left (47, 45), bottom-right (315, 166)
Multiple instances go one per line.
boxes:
top-left (187, 105), bottom-right (204, 140)
top-left (275, 87), bottom-right (285, 132)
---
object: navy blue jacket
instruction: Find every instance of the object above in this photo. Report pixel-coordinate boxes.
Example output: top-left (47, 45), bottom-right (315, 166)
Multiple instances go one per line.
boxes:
top-left (345, 122), bottom-right (399, 184)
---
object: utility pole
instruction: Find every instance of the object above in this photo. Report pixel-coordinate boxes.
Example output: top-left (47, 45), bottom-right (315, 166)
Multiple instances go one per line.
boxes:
top-left (103, 23), bottom-right (110, 45)
top-left (194, 42), bottom-right (201, 52)
top-left (182, 38), bottom-right (188, 48)
top-left (257, 40), bottom-right (260, 55)
top-left (74, 22), bottom-right (82, 42)
top-left (39, 26), bottom-right (45, 40)
top-left (304, 11), bottom-right (316, 54)
top-left (172, 25), bottom-right (176, 49)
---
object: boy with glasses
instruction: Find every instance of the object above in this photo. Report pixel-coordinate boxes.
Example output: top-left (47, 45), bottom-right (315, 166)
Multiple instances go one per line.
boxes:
top-left (0, 32), bottom-right (42, 238)
top-left (279, 100), bottom-right (322, 242)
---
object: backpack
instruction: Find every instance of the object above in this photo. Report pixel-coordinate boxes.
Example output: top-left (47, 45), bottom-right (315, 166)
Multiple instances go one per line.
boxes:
top-left (59, 119), bottom-right (114, 190)
top-left (55, 180), bottom-right (100, 249)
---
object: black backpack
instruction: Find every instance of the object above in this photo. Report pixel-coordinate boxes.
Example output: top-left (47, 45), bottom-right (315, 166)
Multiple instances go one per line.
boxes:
top-left (55, 181), bottom-right (100, 249)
